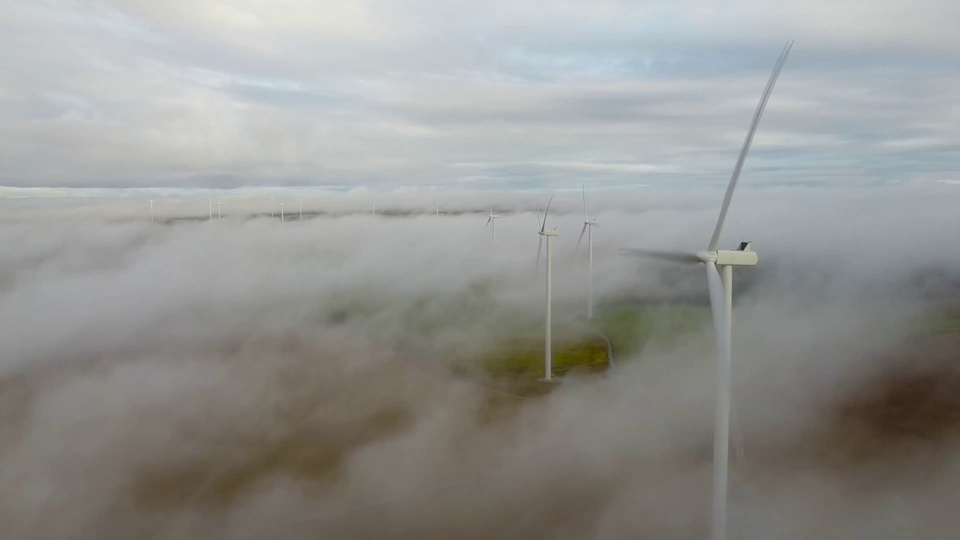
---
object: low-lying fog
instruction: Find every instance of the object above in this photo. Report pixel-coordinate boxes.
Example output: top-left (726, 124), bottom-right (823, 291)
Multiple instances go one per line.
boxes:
top-left (2, 185), bottom-right (959, 539)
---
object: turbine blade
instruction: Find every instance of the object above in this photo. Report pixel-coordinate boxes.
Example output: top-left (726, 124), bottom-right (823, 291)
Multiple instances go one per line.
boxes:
top-left (582, 183), bottom-right (588, 222)
top-left (618, 248), bottom-right (700, 264)
top-left (541, 194), bottom-right (554, 233)
top-left (708, 39), bottom-right (793, 251)
top-left (535, 236), bottom-right (543, 275)
top-left (576, 223), bottom-right (588, 251)
top-left (485, 216), bottom-right (491, 228)
top-left (536, 206), bottom-right (543, 230)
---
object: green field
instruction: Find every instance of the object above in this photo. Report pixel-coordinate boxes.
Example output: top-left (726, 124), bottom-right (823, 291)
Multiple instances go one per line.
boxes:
top-left (471, 301), bottom-right (712, 384)
top-left (910, 306), bottom-right (960, 337)
top-left (483, 332), bottom-right (609, 377)
top-left (591, 301), bottom-right (711, 358)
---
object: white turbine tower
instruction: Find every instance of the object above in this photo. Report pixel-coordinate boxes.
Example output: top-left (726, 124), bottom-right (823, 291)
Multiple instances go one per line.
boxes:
top-left (217, 201), bottom-right (221, 220)
top-left (534, 195), bottom-right (558, 381)
top-left (279, 202), bottom-right (285, 222)
top-left (207, 198), bottom-right (213, 221)
top-left (299, 198), bottom-right (303, 220)
top-left (485, 206), bottom-right (500, 240)
top-left (576, 183), bottom-right (599, 319)
top-left (149, 199), bottom-right (154, 224)
top-left (270, 196), bottom-right (275, 218)
top-left (619, 40), bottom-right (793, 540)
top-left (436, 202), bottom-right (439, 217)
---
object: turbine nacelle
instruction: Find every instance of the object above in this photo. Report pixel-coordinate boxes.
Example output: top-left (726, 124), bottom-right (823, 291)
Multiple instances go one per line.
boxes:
top-left (697, 247), bottom-right (759, 267)
top-left (538, 229), bottom-right (559, 237)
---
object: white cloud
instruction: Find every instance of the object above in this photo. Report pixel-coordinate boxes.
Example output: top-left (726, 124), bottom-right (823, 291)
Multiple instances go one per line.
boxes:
top-left (0, 1), bottom-right (958, 188)
top-left (2, 188), bottom-right (960, 537)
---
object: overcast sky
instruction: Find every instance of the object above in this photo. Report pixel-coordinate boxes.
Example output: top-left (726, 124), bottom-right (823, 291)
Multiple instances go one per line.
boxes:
top-left (1, 0), bottom-right (958, 190)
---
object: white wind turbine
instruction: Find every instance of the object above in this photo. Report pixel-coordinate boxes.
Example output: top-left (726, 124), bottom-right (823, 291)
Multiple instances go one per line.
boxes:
top-left (576, 183), bottom-right (599, 319)
top-left (149, 199), bottom-right (154, 224)
top-left (207, 198), bottom-right (213, 221)
top-left (485, 206), bottom-right (500, 240)
top-left (217, 201), bottom-right (221, 220)
top-left (534, 195), bottom-right (558, 381)
top-left (299, 198), bottom-right (303, 220)
top-left (279, 202), bottom-right (285, 222)
top-left (619, 40), bottom-right (793, 540)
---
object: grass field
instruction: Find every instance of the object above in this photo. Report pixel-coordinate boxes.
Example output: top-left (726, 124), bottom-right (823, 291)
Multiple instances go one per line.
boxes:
top-left (470, 301), bottom-right (712, 388)
top-left (483, 332), bottom-right (609, 378)
top-left (910, 306), bottom-right (960, 337)
top-left (591, 301), bottom-right (711, 359)
top-left (431, 296), bottom-right (960, 399)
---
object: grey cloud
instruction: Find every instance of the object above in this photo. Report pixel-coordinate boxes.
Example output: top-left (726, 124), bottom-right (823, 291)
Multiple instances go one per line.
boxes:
top-left (1, 1), bottom-right (959, 189)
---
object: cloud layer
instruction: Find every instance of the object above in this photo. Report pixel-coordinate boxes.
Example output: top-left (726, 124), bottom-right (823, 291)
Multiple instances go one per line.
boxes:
top-left (2, 0), bottom-right (958, 188)
top-left (2, 188), bottom-right (960, 538)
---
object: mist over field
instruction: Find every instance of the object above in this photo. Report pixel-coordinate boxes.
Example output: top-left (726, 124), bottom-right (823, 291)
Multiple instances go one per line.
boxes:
top-left (2, 186), bottom-right (960, 539)
top-left (4, 0), bottom-right (960, 536)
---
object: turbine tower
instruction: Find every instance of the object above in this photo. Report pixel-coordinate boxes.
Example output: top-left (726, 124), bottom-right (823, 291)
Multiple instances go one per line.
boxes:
top-left (619, 40), bottom-right (793, 540)
top-left (576, 183), bottom-right (599, 319)
top-left (207, 198), bottom-right (213, 221)
top-left (534, 195), bottom-right (558, 381)
top-left (279, 202), bottom-right (285, 222)
top-left (217, 201), bottom-right (221, 220)
top-left (149, 199), bottom-right (154, 224)
top-left (485, 206), bottom-right (500, 240)
top-left (436, 202), bottom-right (439, 217)
top-left (299, 198), bottom-right (303, 220)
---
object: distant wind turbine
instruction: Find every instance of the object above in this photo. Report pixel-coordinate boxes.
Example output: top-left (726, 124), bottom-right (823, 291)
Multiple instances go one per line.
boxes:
top-left (149, 199), bottom-right (154, 224)
top-left (279, 202), bottom-right (284, 222)
top-left (619, 39), bottom-right (793, 540)
top-left (534, 195), bottom-right (558, 381)
top-left (576, 183), bottom-right (599, 319)
top-left (217, 201), bottom-right (221, 220)
top-left (436, 202), bottom-right (439, 217)
top-left (299, 199), bottom-right (303, 220)
top-left (270, 196), bottom-right (275, 218)
top-left (207, 198), bottom-right (213, 221)
top-left (485, 206), bottom-right (500, 240)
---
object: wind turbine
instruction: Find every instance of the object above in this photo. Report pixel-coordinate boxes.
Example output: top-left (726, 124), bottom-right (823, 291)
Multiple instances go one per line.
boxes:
top-left (534, 195), bottom-right (558, 381)
top-left (619, 40), bottom-right (793, 540)
top-left (436, 202), bottom-right (439, 217)
top-left (299, 198), bottom-right (303, 220)
top-left (149, 199), bottom-right (154, 224)
top-left (485, 206), bottom-right (500, 240)
top-left (576, 183), bottom-right (599, 319)
top-left (217, 201), bottom-right (221, 220)
top-left (207, 198), bottom-right (213, 221)
top-left (270, 196), bottom-right (275, 218)
top-left (279, 202), bottom-right (285, 222)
